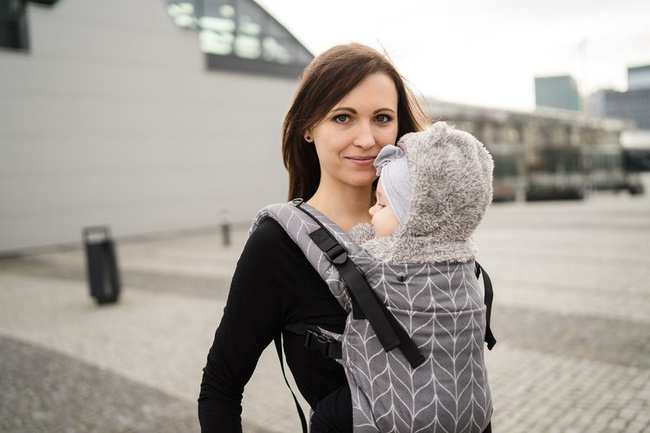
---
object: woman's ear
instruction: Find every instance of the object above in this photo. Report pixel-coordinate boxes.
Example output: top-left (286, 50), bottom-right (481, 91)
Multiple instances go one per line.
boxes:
top-left (304, 130), bottom-right (313, 143)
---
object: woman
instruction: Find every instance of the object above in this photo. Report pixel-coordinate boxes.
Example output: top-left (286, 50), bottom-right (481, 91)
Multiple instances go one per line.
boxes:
top-left (198, 42), bottom-right (429, 432)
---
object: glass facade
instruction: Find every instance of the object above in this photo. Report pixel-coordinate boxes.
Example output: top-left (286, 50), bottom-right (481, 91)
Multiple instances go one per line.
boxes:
top-left (167, 0), bottom-right (313, 78)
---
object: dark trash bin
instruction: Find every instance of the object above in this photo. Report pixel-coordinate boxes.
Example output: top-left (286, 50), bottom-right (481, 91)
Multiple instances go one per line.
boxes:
top-left (83, 226), bottom-right (121, 305)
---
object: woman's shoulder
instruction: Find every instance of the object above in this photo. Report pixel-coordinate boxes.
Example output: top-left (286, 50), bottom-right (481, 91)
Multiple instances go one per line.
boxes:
top-left (248, 217), bottom-right (291, 246)
top-left (243, 217), bottom-right (307, 267)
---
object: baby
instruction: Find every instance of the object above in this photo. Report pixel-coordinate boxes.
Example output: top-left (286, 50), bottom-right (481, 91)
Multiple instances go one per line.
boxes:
top-left (367, 146), bottom-right (410, 238)
top-left (310, 121), bottom-right (495, 433)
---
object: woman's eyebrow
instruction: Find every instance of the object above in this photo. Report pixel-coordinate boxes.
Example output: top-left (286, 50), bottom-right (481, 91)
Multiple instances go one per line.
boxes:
top-left (330, 107), bottom-right (357, 114)
top-left (374, 108), bottom-right (396, 114)
top-left (330, 107), bottom-right (396, 114)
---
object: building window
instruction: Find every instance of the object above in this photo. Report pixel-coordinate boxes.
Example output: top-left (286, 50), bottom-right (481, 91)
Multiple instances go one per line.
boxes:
top-left (0, 0), bottom-right (29, 50)
top-left (167, 0), bottom-right (313, 78)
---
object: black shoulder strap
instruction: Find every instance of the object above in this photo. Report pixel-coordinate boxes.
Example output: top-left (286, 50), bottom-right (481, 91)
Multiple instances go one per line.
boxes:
top-left (274, 334), bottom-right (308, 433)
top-left (475, 261), bottom-right (497, 350)
top-left (294, 200), bottom-right (426, 368)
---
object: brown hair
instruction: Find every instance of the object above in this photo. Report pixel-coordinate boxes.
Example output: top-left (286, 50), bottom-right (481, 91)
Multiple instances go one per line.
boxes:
top-left (282, 43), bottom-right (430, 201)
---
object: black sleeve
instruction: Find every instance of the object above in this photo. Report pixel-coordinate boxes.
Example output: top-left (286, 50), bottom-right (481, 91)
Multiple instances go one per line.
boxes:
top-left (198, 218), bottom-right (347, 433)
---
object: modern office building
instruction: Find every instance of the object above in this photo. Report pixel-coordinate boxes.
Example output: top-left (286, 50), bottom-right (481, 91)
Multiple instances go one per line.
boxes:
top-left (0, 0), bottom-right (312, 252)
top-left (534, 75), bottom-right (581, 111)
top-left (586, 64), bottom-right (650, 129)
top-left (628, 64), bottom-right (650, 91)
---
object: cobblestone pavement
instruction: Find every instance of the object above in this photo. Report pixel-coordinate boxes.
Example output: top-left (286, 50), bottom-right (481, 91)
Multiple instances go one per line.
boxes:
top-left (1, 187), bottom-right (649, 433)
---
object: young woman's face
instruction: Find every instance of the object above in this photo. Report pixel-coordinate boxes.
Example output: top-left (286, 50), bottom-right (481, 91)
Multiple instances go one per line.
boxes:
top-left (369, 182), bottom-right (400, 238)
top-left (307, 73), bottom-right (399, 193)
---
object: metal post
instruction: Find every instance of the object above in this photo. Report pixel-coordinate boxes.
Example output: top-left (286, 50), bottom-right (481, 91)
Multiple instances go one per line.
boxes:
top-left (220, 210), bottom-right (231, 247)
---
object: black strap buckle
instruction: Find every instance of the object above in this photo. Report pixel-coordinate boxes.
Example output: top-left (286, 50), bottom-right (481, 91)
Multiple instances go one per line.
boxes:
top-left (304, 329), bottom-right (342, 359)
top-left (309, 228), bottom-right (348, 264)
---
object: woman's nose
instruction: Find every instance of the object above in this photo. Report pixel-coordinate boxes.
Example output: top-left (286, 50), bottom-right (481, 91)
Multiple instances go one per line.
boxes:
top-left (353, 123), bottom-right (376, 148)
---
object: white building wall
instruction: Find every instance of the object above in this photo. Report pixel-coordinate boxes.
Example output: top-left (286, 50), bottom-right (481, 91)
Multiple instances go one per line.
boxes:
top-left (0, 0), bottom-right (298, 252)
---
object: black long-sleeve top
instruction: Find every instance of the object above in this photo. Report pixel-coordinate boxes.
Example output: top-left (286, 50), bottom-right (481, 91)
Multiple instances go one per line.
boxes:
top-left (198, 218), bottom-right (348, 432)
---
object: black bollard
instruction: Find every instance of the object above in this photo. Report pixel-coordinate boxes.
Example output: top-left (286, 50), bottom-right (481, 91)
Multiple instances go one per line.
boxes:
top-left (83, 226), bottom-right (121, 305)
top-left (220, 210), bottom-right (232, 247)
top-left (221, 221), bottom-right (231, 247)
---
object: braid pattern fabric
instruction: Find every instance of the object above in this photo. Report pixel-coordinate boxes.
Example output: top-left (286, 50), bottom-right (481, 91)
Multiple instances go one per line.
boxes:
top-left (251, 203), bottom-right (492, 433)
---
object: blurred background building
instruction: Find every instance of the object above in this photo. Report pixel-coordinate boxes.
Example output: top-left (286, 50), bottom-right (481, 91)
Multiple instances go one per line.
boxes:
top-left (0, 0), bottom-right (311, 253)
top-left (1, 0), bottom-right (649, 253)
top-left (534, 75), bottom-right (581, 111)
top-left (585, 65), bottom-right (650, 129)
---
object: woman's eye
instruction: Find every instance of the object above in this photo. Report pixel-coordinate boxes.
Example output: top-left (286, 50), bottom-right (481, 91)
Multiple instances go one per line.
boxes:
top-left (333, 114), bottom-right (349, 123)
top-left (376, 114), bottom-right (392, 123)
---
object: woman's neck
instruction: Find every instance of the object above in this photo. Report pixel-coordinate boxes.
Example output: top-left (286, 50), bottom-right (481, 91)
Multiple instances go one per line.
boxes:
top-left (307, 186), bottom-right (374, 231)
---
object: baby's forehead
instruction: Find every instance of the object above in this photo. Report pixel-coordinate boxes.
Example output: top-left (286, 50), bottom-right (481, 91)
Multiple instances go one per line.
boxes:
top-left (375, 182), bottom-right (386, 197)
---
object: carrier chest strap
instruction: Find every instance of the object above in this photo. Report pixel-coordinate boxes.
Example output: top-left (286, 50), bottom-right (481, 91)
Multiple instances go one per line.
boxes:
top-left (284, 323), bottom-right (343, 360)
top-left (304, 328), bottom-right (343, 359)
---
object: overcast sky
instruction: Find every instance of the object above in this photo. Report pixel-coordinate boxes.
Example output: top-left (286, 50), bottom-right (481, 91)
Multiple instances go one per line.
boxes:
top-left (256, 0), bottom-right (650, 111)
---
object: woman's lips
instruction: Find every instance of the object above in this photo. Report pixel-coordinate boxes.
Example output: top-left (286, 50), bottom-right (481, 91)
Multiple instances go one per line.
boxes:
top-left (346, 156), bottom-right (376, 166)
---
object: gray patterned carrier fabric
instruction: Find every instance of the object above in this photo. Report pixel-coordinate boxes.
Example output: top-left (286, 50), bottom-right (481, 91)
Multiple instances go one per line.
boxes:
top-left (251, 202), bottom-right (492, 433)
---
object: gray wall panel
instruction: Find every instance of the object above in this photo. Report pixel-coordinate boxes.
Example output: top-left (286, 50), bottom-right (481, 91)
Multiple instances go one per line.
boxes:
top-left (0, 0), bottom-right (298, 252)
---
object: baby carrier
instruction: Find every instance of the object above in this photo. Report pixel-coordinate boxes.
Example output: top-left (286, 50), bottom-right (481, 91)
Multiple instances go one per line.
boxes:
top-left (251, 199), bottom-right (496, 433)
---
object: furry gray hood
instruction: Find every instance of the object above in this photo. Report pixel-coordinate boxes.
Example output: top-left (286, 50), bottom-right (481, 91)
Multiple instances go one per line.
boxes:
top-left (351, 121), bottom-right (494, 263)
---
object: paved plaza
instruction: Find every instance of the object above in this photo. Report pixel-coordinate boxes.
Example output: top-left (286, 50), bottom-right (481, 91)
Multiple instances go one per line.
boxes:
top-left (1, 186), bottom-right (650, 433)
